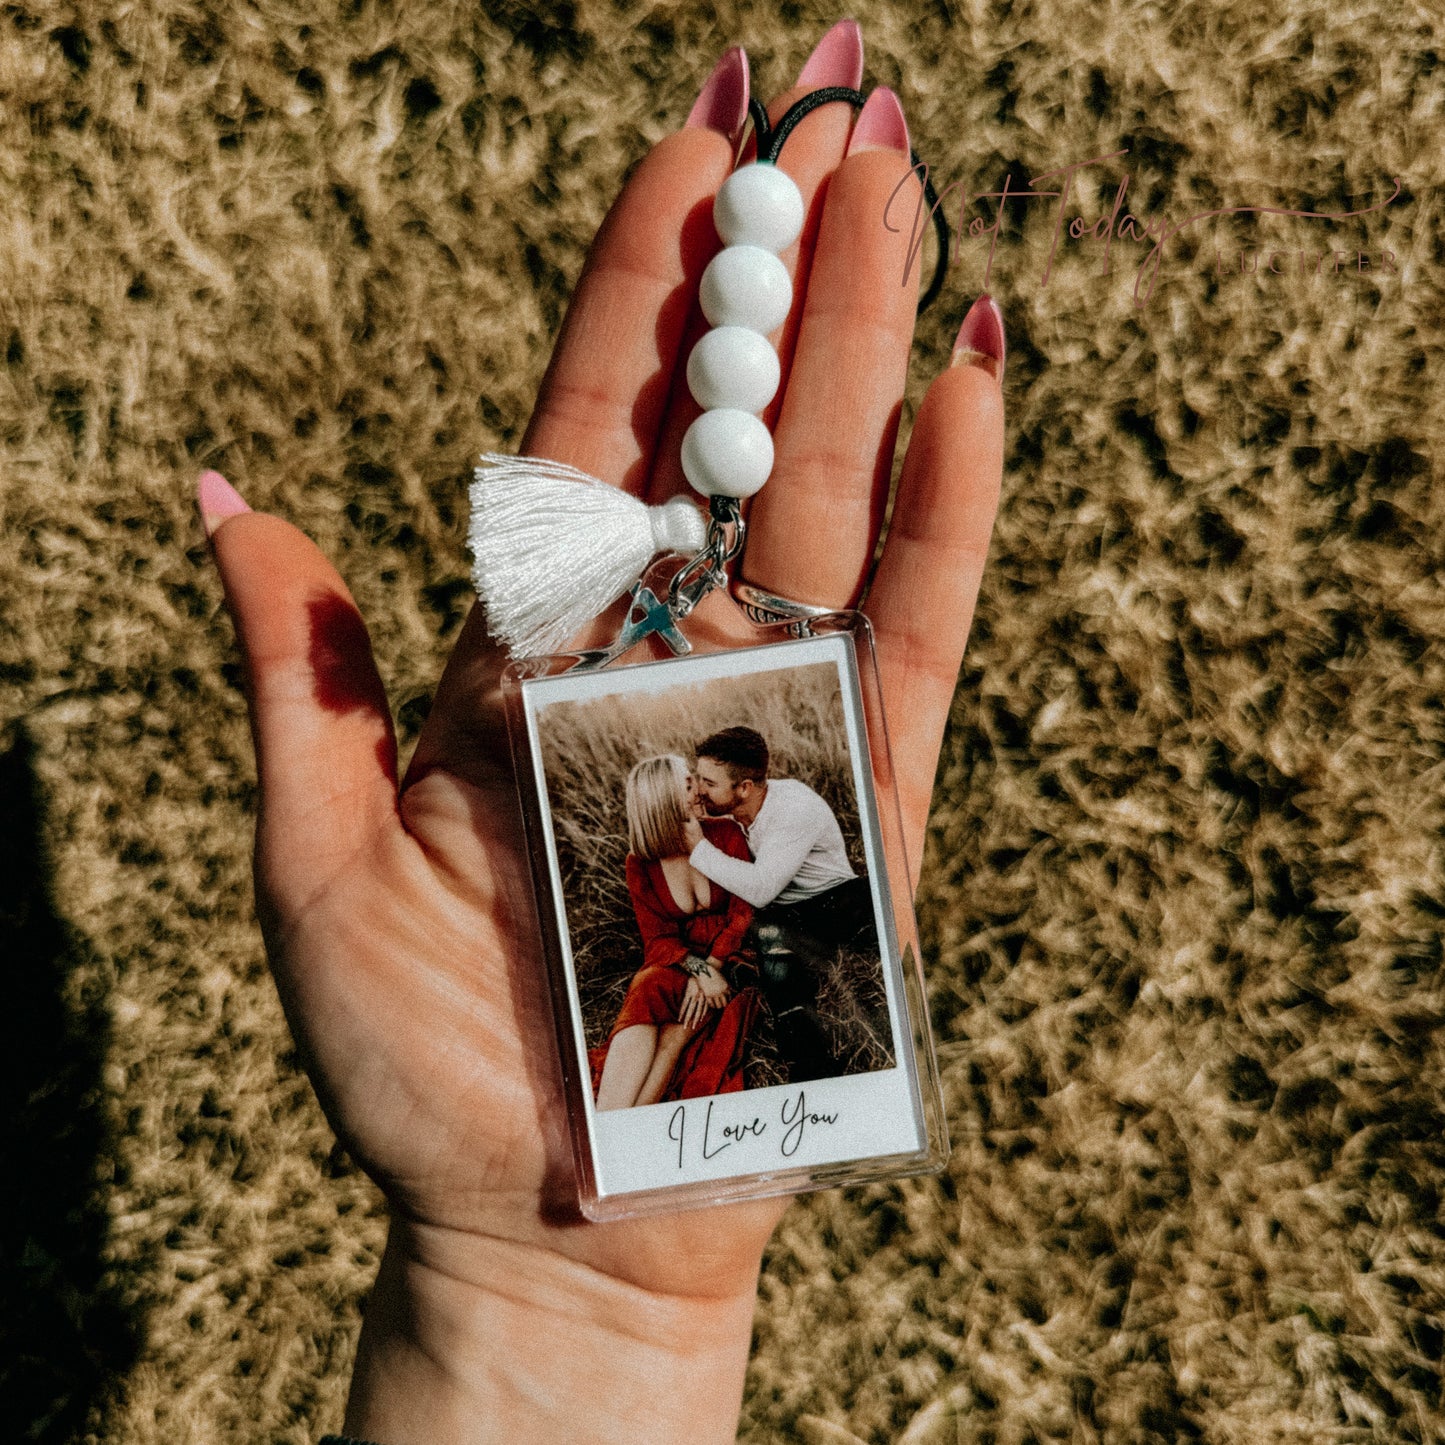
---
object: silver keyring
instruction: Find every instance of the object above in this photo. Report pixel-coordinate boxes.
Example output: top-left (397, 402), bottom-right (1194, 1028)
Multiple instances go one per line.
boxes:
top-left (730, 578), bottom-right (844, 630)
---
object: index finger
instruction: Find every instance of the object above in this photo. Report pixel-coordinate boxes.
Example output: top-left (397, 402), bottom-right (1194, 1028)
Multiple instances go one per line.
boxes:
top-left (411, 56), bottom-right (748, 786)
top-left (519, 69), bottom-right (746, 492)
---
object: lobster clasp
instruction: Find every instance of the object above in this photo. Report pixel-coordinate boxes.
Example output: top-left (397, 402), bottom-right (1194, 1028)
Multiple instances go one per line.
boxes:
top-left (666, 496), bottom-right (744, 621)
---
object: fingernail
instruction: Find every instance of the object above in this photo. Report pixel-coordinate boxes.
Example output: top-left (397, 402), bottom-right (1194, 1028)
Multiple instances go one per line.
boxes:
top-left (845, 86), bottom-right (909, 157)
top-left (686, 47), bottom-right (749, 145)
top-left (951, 294), bottom-right (1007, 382)
top-left (196, 469), bottom-right (250, 538)
top-left (797, 18), bottom-right (864, 90)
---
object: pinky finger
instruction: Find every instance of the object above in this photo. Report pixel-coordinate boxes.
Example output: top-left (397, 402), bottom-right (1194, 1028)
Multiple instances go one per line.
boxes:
top-left (865, 301), bottom-right (1006, 874)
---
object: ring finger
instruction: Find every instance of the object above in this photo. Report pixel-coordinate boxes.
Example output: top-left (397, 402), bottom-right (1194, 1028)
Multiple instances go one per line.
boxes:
top-left (742, 87), bottom-right (924, 609)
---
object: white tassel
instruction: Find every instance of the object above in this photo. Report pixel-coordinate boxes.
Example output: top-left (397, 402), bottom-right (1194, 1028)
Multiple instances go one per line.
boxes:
top-left (468, 452), bottom-right (708, 657)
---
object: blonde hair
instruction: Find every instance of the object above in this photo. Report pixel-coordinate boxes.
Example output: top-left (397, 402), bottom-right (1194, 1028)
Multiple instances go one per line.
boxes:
top-left (626, 754), bottom-right (691, 861)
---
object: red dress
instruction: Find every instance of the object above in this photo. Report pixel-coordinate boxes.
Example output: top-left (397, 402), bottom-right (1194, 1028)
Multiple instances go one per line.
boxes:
top-left (590, 818), bottom-right (760, 1102)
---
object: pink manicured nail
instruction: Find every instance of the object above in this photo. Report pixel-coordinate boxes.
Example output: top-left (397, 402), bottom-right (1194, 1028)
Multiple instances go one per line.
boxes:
top-left (797, 18), bottom-right (864, 89)
top-left (196, 469), bottom-right (250, 538)
top-left (845, 86), bottom-right (909, 157)
top-left (951, 294), bottom-right (1007, 382)
top-left (686, 47), bottom-right (749, 144)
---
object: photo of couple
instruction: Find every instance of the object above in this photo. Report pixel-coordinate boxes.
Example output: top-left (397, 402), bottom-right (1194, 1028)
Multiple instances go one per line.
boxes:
top-left (532, 658), bottom-right (897, 1112)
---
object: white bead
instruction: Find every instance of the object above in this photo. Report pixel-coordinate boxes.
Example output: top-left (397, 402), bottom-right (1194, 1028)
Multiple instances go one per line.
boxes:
top-left (714, 163), bottom-right (805, 252)
top-left (699, 245), bottom-right (792, 334)
top-left (681, 409), bottom-right (774, 498)
top-left (686, 326), bottom-right (780, 413)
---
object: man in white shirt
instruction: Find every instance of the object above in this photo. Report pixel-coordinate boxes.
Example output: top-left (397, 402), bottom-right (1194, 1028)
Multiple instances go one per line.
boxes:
top-left (685, 726), bottom-right (875, 940)
top-left (682, 727), bottom-right (877, 1081)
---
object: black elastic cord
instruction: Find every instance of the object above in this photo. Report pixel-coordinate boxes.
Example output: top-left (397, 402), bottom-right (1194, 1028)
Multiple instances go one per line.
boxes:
top-left (746, 89), bottom-right (949, 316)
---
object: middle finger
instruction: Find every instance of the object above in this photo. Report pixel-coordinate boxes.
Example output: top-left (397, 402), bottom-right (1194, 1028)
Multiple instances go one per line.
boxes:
top-left (645, 21), bottom-right (865, 505)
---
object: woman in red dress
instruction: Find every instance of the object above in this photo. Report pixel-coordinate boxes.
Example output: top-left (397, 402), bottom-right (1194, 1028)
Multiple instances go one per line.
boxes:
top-left (593, 754), bottom-right (759, 1110)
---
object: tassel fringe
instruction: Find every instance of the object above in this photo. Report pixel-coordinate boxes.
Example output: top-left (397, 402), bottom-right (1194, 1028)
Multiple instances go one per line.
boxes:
top-left (468, 453), bottom-right (707, 657)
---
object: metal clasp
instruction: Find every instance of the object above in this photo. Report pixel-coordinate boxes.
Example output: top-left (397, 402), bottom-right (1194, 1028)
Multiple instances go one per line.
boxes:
top-left (667, 497), bottom-right (744, 620)
top-left (565, 497), bottom-right (745, 671)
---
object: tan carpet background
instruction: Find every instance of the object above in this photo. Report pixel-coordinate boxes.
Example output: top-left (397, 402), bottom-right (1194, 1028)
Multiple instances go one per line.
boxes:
top-left (1, 2), bottom-right (1442, 1441)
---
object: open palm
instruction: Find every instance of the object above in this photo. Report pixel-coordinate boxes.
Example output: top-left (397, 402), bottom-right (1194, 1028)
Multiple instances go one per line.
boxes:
top-left (203, 36), bottom-right (1003, 1443)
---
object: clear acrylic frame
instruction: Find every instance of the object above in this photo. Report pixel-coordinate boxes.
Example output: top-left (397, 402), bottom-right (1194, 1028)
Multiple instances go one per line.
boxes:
top-left (502, 607), bottom-right (948, 1221)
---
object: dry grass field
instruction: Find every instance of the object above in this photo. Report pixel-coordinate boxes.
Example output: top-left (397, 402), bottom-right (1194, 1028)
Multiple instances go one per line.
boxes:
top-left (534, 659), bottom-right (894, 1079)
top-left (1, 1), bottom-right (1442, 1442)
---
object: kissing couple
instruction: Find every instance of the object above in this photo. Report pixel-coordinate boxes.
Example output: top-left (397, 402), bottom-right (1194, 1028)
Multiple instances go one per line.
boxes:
top-left (591, 726), bottom-right (877, 1110)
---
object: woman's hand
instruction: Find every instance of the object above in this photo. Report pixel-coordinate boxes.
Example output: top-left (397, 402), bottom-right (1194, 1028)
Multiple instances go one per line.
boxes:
top-left (679, 961), bottom-right (730, 1027)
top-left (198, 23), bottom-right (1003, 1445)
top-left (684, 772), bottom-right (708, 821)
top-left (683, 815), bottom-right (705, 850)
top-left (697, 961), bottom-right (732, 1009)
top-left (679, 975), bottom-right (709, 1029)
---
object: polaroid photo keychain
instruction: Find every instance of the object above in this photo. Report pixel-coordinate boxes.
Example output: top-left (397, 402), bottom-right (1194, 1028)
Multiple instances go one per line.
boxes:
top-left (472, 84), bottom-right (954, 1221)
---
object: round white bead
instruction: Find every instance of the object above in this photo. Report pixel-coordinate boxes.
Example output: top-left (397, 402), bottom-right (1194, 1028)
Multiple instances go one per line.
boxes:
top-left (681, 409), bottom-right (774, 498)
top-left (699, 245), bottom-right (792, 334)
top-left (713, 163), bottom-right (805, 252)
top-left (686, 326), bottom-right (780, 413)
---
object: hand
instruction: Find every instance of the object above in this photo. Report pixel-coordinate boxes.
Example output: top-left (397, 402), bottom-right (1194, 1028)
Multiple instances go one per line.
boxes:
top-left (685, 775), bottom-right (707, 821)
top-left (198, 26), bottom-right (1002, 1445)
top-left (697, 962), bottom-right (732, 1010)
top-left (679, 976), bottom-right (710, 1029)
top-left (683, 815), bottom-right (705, 849)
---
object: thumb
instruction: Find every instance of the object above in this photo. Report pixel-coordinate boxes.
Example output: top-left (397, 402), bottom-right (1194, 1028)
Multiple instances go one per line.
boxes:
top-left (198, 471), bottom-right (399, 918)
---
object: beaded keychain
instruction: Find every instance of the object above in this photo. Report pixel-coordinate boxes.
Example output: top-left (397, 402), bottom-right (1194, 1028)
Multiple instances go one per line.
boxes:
top-left (476, 76), bottom-right (953, 1220)
top-left (468, 83), bottom-right (948, 665)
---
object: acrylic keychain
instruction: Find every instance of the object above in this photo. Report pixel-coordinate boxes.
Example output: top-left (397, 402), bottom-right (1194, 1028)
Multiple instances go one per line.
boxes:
top-left (471, 82), bottom-right (954, 1221)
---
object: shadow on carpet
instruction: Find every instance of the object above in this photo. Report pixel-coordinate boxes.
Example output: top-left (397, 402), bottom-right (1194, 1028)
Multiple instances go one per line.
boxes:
top-left (0, 728), bottom-right (141, 1441)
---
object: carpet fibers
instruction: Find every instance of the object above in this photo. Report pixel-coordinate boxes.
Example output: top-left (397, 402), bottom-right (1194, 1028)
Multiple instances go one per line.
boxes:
top-left (1, 2), bottom-right (1442, 1441)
